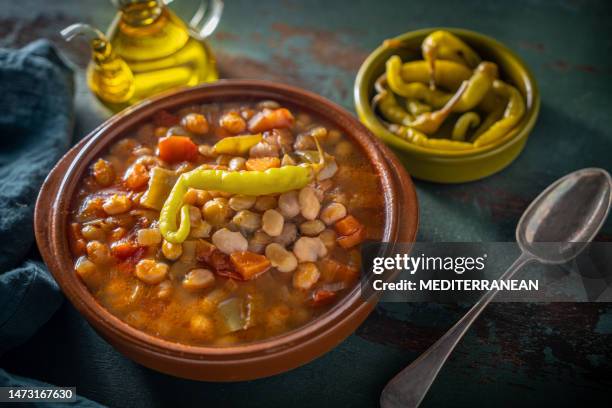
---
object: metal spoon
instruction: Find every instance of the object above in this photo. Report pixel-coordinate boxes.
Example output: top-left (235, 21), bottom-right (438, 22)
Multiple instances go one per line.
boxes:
top-left (380, 168), bottom-right (612, 408)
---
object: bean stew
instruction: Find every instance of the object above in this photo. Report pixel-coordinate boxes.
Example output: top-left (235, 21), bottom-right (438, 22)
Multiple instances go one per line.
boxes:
top-left (69, 100), bottom-right (384, 346)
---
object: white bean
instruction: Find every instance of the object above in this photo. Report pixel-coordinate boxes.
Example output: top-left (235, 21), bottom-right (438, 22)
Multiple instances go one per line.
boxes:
top-left (232, 210), bottom-right (262, 232)
top-left (229, 195), bottom-right (256, 211)
top-left (320, 202), bottom-right (347, 225)
top-left (183, 268), bottom-right (215, 291)
top-left (265, 243), bottom-right (298, 273)
top-left (212, 228), bottom-right (248, 255)
top-left (293, 262), bottom-right (320, 290)
top-left (135, 259), bottom-right (169, 285)
top-left (262, 209), bottom-right (284, 236)
top-left (273, 223), bottom-right (297, 247)
top-left (299, 220), bottom-right (325, 236)
top-left (278, 191), bottom-right (300, 218)
top-left (292, 236), bottom-right (327, 262)
top-left (299, 186), bottom-right (320, 220)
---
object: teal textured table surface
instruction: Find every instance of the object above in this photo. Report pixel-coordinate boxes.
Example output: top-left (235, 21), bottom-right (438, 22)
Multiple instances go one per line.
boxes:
top-left (1, 0), bottom-right (611, 406)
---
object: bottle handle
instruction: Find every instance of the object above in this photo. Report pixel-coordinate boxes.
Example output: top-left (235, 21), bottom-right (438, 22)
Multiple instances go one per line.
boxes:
top-left (187, 0), bottom-right (224, 39)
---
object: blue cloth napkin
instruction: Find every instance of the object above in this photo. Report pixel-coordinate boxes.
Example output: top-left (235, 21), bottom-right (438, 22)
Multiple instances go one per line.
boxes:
top-left (0, 40), bottom-right (101, 406)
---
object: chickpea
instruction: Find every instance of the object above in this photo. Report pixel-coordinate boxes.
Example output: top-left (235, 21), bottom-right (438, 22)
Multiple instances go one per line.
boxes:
top-left (81, 225), bottom-right (105, 241)
top-left (298, 187), bottom-right (320, 220)
top-left (184, 188), bottom-right (211, 206)
top-left (162, 240), bottom-right (182, 260)
top-left (299, 220), bottom-right (325, 236)
top-left (202, 198), bottom-right (232, 227)
top-left (266, 304), bottom-right (291, 330)
top-left (154, 127), bottom-right (168, 138)
top-left (102, 194), bottom-right (131, 215)
top-left (92, 159), bottom-right (115, 187)
top-left (75, 256), bottom-right (97, 279)
top-left (249, 230), bottom-right (272, 254)
top-left (318, 229), bottom-right (337, 250)
top-left (182, 268), bottom-right (216, 291)
top-left (137, 228), bottom-right (162, 246)
top-left (265, 243), bottom-right (298, 273)
top-left (189, 314), bottom-right (215, 341)
top-left (198, 144), bottom-right (216, 157)
top-left (212, 228), bottom-right (248, 255)
top-left (219, 111), bottom-right (247, 134)
top-left (278, 191), bottom-right (300, 218)
top-left (292, 236), bottom-right (327, 262)
top-left (254, 195), bottom-right (277, 212)
top-left (181, 113), bottom-right (209, 134)
top-left (135, 259), bottom-right (169, 284)
top-left (233, 210), bottom-right (262, 232)
top-left (257, 100), bottom-right (280, 109)
top-left (86, 241), bottom-right (111, 265)
top-left (229, 157), bottom-right (246, 171)
top-left (320, 202), bottom-right (347, 225)
top-left (229, 195), bottom-right (256, 211)
top-left (327, 129), bottom-right (342, 144)
top-left (293, 262), bottom-right (320, 290)
top-left (166, 125), bottom-right (189, 137)
top-left (334, 141), bottom-right (353, 158)
top-left (272, 223), bottom-right (297, 247)
top-left (262, 209), bottom-right (284, 237)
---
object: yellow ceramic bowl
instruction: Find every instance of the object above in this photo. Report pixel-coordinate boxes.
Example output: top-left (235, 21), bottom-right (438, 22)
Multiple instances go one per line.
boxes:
top-left (354, 27), bottom-right (540, 183)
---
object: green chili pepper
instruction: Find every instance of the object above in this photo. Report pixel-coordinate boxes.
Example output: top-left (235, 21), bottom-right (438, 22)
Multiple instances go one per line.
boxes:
top-left (452, 112), bottom-right (481, 141)
top-left (387, 57), bottom-right (497, 113)
top-left (473, 80), bottom-right (525, 147)
top-left (386, 56), bottom-right (450, 107)
top-left (373, 88), bottom-right (414, 126)
top-left (406, 99), bottom-right (432, 115)
top-left (160, 138), bottom-right (326, 243)
top-left (405, 80), bottom-right (468, 134)
top-left (422, 30), bottom-right (481, 89)
top-left (390, 124), bottom-right (473, 150)
top-left (400, 60), bottom-right (471, 92)
top-left (213, 134), bottom-right (262, 155)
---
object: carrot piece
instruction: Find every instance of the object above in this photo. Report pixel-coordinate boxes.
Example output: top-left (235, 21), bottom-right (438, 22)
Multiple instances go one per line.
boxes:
top-left (310, 289), bottom-right (337, 307)
top-left (230, 251), bottom-right (271, 280)
top-left (245, 157), bottom-right (281, 171)
top-left (123, 162), bottom-right (149, 190)
top-left (334, 215), bottom-right (363, 236)
top-left (157, 136), bottom-right (198, 163)
top-left (337, 225), bottom-right (366, 249)
top-left (320, 258), bottom-right (359, 283)
top-left (248, 108), bottom-right (295, 133)
top-left (111, 239), bottom-right (140, 260)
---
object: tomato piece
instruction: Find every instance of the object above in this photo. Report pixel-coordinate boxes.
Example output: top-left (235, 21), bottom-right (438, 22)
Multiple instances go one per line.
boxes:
top-left (334, 215), bottom-right (363, 236)
top-left (230, 251), bottom-right (271, 280)
top-left (157, 136), bottom-right (198, 163)
top-left (111, 239), bottom-right (140, 260)
top-left (69, 223), bottom-right (86, 255)
top-left (337, 225), bottom-right (366, 249)
top-left (320, 258), bottom-right (359, 283)
top-left (310, 289), bottom-right (337, 307)
top-left (245, 157), bottom-right (281, 171)
top-left (248, 108), bottom-right (295, 133)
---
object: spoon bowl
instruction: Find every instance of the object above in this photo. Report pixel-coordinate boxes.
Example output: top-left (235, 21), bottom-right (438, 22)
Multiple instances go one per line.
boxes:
top-left (517, 168), bottom-right (612, 264)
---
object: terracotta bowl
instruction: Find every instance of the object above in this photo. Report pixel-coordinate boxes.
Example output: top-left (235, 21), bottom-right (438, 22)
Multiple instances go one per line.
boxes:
top-left (34, 80), bottom-right (418, 381)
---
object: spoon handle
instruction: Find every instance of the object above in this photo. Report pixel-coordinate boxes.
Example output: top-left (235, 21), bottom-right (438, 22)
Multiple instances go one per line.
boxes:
top-left (380, 252), bottom-right (534, 408)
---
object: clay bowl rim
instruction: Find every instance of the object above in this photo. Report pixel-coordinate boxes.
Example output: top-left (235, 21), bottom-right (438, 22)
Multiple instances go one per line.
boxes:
top-left (39, 79), bottom-right (417, 360)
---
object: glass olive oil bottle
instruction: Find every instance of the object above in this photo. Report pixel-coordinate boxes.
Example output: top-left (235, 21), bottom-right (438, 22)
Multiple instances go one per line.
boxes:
top-left (62, 0), bottom-right (221, 111)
